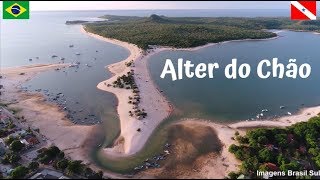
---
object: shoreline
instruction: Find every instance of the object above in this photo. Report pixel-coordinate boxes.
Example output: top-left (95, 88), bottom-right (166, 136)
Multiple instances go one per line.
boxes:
top-left (0, 63), bottom-right (96, 163)
top-left (1, 63), bottom-right (70, 75)
top-left (146, 31), bottom-right (280, 53)
top-left (230, 105), bottom-right (320, 129)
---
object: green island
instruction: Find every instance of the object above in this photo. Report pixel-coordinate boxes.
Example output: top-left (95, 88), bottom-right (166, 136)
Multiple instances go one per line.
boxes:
top-left (84, 14), bottom-right (320, 49)
top-left (228, 116), bottom-right (320, 179)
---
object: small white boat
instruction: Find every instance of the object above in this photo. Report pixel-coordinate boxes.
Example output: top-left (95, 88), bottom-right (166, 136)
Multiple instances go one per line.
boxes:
top-left (69, 64), bottom-right (78, 67)
top-left (261, 109), bottom-right (268, 112)
top-left (280, 106), bottom-right (285, 109)
top-left (287, 112), bottom-right (292, 115)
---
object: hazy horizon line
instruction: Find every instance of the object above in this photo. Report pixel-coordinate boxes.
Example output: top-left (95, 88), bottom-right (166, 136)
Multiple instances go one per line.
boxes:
top-left (31, 8), bottom-right (293, 12)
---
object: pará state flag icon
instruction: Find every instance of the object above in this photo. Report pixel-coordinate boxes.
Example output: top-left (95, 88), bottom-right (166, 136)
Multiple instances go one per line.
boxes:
top-left (291, 1), bottom-right (317, 20)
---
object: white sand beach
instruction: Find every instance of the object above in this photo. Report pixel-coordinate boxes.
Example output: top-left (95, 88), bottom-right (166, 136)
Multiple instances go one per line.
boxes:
top-left (230, 105), bottom-right (320, 129)
top-left (1, 64), bottom-right (69, 75)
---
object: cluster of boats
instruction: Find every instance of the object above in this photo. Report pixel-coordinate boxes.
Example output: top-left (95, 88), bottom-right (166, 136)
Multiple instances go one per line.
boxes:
top-left (23, 44), bottom-right (104, 125)
top-left (22, 86), bottom-right (100, 125)
top-left (133, 143), bottom-right (171, 172)
top-left (28, 57), bottom-right (39, 61)
top-left (69, 61), bottom-right (81, 67)
top-left (28, 44), bottom-right (99, 70)
top-left (255, 105), bottom-right (292, 120)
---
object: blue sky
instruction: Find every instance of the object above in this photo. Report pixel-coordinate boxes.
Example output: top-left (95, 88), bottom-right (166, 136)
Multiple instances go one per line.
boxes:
top-left (27, 1), bottom-right (319, 11)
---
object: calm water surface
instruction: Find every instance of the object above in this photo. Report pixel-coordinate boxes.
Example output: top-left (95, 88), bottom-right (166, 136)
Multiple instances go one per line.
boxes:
top-left (149, 31), bottom-right (320, 122)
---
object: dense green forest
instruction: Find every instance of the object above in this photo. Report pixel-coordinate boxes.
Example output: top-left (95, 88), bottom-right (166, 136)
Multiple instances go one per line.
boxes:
top-left (228, 116), bottom-right (320, 179)
top-left (84, 14), bottom-right (320, 49)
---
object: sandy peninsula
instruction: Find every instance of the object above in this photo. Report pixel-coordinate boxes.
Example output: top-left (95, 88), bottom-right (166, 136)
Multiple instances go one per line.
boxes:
top-left (81, 26), bottom-right (172, 156)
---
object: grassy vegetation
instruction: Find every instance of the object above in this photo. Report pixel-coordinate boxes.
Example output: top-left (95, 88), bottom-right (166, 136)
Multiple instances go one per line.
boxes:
top-left (85, 15), bottom-right (320, 49)
top-left (228, 116), bottom-right (320, 179)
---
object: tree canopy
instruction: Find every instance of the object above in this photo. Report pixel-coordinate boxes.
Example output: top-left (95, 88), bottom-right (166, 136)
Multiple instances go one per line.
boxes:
top-left (10, 166), bottom-right (28, 179)
top-left (9, 140), bottom-right (25, 152)
top-left (85, 15), bottom-right (320, 50)
top-left (228, 116), bottom-right (320, 179)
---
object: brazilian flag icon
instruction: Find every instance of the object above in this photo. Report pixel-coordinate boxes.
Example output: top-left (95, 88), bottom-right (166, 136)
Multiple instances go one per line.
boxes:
top-left (3, 1), bottom-right (29, 19)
